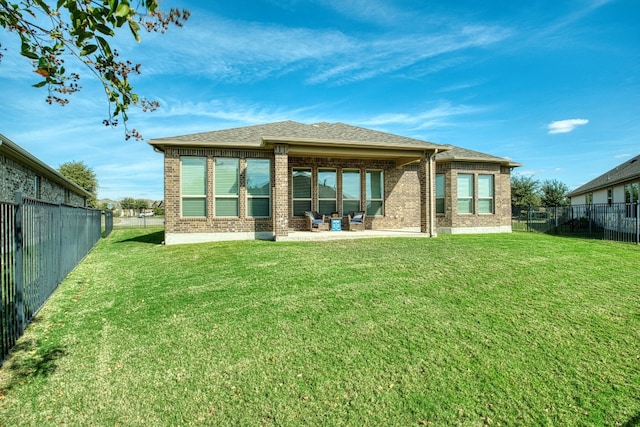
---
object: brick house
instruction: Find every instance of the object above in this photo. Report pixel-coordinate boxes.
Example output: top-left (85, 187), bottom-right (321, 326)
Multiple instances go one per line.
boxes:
top-left (1, 134), bottom-right (90, 206)
top-left (148, 121), bottom-right (520, 244)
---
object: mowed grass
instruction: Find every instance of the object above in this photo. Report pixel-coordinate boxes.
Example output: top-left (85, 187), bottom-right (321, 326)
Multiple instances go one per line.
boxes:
top-left (0, 230), bottom-right (639, 426)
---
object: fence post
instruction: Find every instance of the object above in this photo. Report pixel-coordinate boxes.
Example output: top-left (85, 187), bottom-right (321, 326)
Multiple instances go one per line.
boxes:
top-left (13, 192), bottom-right (24, 336)
top-left (636, 203), bottom-right (640, 245)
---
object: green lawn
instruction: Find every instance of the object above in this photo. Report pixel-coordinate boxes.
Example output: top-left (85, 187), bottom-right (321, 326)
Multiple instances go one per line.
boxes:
top-left (1, 230), bottom-right (639, 426)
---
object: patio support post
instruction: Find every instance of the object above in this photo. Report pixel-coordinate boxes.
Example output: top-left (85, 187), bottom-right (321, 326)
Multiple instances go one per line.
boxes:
top-left (273, 144), bottom-right (289, 240)
top-left (419, 153), bottom-right (436, 236)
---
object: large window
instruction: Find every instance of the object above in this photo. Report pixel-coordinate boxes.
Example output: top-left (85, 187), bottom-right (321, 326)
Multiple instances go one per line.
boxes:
top-left (625, 182), bottom-right (639, 218)
top-left (292, 168), bottom-right (312, 216)
top-left (457, 174), bottom-right (474, 214)
top-left (215, 158), bottom-right (239, 217)
top-left (181, 157), bottom-right (207, 217)
top-left (318, 169), bottom-right (337, 216)
top-left (246, 159), bottom-right (271, 217)
top-left (435, 174), bottom-right (445, 214)
top-left (366, 170), bottom-right (384, 216)
top-left (342, 170), bottom-right (361, 214)
top-left (478, 174), bottom-right (494, 214)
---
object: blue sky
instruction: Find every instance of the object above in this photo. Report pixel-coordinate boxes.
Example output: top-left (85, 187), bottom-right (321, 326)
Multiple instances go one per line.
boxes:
top-left (1, 0), bottom-right (638, 201)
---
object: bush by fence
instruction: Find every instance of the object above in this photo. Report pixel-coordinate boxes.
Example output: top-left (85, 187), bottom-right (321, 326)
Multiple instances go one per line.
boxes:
top-left (512, 203), bottom-right (640, 244)
top-left (0, 193), bottom-right (109, 364)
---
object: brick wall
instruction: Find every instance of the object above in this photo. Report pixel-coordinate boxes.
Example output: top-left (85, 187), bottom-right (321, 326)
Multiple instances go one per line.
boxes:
top-left (164, 147), bottom-right (514, 239)
top-left (164, 147), bottom-right (275, 235)
top-left (1, 152), bottom-right (86, 206)
top-left (435, 162), bottom-right (513, 232)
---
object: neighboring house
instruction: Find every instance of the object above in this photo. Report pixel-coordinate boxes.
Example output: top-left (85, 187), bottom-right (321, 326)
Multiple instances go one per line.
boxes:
top-left (148, 121), bottom-right (521, 244)
top-left (567, 154), bottom-right (640, 207)
top-left (0, 134), bottom-right (90, 206)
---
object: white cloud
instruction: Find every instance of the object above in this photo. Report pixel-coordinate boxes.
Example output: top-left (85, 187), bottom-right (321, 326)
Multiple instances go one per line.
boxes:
top-left (547, 118), bottom-right (589, 134)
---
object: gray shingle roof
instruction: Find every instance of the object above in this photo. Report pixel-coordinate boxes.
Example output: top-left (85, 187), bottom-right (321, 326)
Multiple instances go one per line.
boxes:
top-left (435, 145), bottom-right (522, 168)
top-left (567, 154), bottom-right (640, 197)
top-left (149, 121), bottom-right (444, 150)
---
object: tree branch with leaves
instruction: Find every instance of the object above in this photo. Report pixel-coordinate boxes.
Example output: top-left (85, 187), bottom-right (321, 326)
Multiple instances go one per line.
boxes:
top-left (0, 0), bottom-right (189, 139)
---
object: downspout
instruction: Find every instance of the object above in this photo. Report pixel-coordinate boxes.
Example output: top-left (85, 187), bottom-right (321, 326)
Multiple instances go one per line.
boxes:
top-left (431, 149), bottom-right (438, 237)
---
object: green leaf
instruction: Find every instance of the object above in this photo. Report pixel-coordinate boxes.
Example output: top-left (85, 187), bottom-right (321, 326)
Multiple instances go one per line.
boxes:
top-left (95, 23), bottom-right (115, 36)
top-left (96, 36), bottom-right (113, 60)
top-left (21, 50), bottom-right (39, 60)
top-left (80, 44), bottom-right (98, 56)
top-left (128, 20), bottom-right (141, 42)
top-left (32, 81), bottom-right (48, 88)
top-left (115, 3), bottom-right (130, 18)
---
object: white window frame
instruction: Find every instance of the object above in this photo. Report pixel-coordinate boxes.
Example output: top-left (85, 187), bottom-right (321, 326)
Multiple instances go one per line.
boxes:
top-left (292, 168), bottom-right (312, 216)
top-left (366, 169), bottom-right (384, 216)
top-left (342, 169), bottom-right (361, 215)
top-left (318, 168), bottom-right (337, 216)
top-left (478, 174), bottom-right (494, 214)
top-left (457, 174), bottom-right (474, 214)
top-left (180, 157), bottom-right (207, 218)
top-left (435, 174), bottom-right (445, 214)
top-left (246, 159), bottom-right (271, 218)
top-left (214, 158), bottom-right (239, 217)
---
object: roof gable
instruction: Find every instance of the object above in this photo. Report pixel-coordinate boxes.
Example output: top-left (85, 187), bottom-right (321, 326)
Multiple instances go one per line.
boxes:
top-left (435, 145), bottom-right (522, 168)
top-left (568, 154), bottom-right (640, 196)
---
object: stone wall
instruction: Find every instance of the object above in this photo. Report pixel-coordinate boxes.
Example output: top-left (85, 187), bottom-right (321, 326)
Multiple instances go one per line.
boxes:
top-left (1, 152), bottom-right (86, 206)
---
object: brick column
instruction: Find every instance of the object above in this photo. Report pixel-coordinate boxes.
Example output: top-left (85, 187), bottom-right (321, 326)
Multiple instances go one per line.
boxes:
top-left (419, 153), bottom-right (436, 236)
top-left (273, 144), bottom-right (289, 239)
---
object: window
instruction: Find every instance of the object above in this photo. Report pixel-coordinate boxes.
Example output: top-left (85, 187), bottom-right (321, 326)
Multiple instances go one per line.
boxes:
top-left (586, 193), bottom-right (593, 205)
top-left (34, 175), bottom-right (41, 199)
top-left (625, 183), bottom-right (639, 218)
top-left (318, 169), bottom-right (337, 216)
top-left (478, 174), bottom-right (494, 214)
top-left (435, 174), bottom-right (445, 214)
top-left (215, 158), bottom-right (239, 217)
top-left (342, 170), bottom-right (361, 214)
top-left (457, 174), bottom-right (474, 214)
top-left (181, 157), bottom-right (207, 217)
top-left (292, 168), bottom-right (312, 216)
top-left (607, 188), bottom-right (613, 206)
top-left (366, 170), bottom-right (384, 216)
top-left (246, 159), bottom-right (271, 217)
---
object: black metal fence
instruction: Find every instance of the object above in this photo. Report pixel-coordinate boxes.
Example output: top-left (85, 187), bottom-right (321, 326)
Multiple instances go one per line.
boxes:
top-left (1, 193), bottom-right (107, 364)
top-left (512, 203), bottom-right (640, 244)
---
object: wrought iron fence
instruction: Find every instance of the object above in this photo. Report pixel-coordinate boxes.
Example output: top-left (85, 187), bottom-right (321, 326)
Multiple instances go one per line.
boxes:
top-left (1, 192), bottom-right (106, 364)
top-left (512, 203), bottom-right (640, 244)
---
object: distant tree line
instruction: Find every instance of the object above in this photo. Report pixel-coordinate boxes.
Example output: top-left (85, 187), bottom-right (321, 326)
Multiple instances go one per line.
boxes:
top-left (511, 176), bottom-right (570, 209)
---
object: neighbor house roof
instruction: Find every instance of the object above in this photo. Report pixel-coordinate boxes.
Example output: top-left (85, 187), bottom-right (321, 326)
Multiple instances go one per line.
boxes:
top-left (567, 154), bottom-right (640, 197)
top-left (435, 146), bottom-right (522, 168)
top-left (0, 134), bottom-right (92, 198)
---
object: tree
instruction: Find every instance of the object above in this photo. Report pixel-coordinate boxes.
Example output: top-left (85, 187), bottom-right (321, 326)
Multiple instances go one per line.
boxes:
top-left (58, 160), bottom-right (97, 207)
top-left (119, 197), bottom-right (136, 209)
top-left (0, 1), bottom-right (189, 139)
top-left (539, 179), bottom-right (569, 207)
top-left (511, 175), bottom-right (540, 209)
top-left (120, 197), bottom-right (146, 210)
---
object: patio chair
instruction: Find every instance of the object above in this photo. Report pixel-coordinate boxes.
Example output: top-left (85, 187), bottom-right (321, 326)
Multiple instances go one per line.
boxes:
top-left (304, 211), bottom-right (329, 232)
top-left (347, 211), bottom-right (365, 231)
